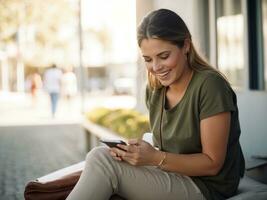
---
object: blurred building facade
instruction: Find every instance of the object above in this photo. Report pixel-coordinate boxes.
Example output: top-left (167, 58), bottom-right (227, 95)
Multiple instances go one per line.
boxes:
top-left (136, 0), bottom-right (267, 158)
top-left (0, 0), bottom-right (137, 96)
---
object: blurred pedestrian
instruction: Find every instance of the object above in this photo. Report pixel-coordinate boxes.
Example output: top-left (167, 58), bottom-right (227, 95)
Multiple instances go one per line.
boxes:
top-left (26, 72), bottom-right (43, 107)
top-left (43, 64), bottom-right (62, 118)
top-left (61, 67), bottom-right (77, 103)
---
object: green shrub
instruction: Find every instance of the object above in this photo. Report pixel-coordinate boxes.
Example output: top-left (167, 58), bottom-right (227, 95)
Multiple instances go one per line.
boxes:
top-left (86, 108), bottom-right (150, 139)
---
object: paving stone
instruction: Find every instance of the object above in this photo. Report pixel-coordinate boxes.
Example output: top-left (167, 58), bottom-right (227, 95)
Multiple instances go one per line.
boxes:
top-left (0, 124), bottom-right (87, 199)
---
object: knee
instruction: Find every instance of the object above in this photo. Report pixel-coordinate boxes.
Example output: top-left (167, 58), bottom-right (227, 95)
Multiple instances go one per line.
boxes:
top-left (86, 146), bottom-right (110, 162)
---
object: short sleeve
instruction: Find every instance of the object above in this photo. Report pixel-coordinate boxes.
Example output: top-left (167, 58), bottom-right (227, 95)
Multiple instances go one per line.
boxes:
top-left (199, 75), bottom-right (236, 120)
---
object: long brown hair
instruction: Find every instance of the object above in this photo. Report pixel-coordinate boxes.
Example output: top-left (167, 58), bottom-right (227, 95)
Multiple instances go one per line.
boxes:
top-left (137, 9), bottom-right (226, 89)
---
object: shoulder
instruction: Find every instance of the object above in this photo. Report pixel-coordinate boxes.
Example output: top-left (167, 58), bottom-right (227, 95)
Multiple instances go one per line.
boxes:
top-left (195, 70), bottom-right (223, 82)
top-left (194, 70), bottom-right (232, 92)
top-left (146, 84), bottom-right (164, 98)
top-left (196, 71), bottom-right (236, 119)
top-left (145, 84), bottom-right (164, 108)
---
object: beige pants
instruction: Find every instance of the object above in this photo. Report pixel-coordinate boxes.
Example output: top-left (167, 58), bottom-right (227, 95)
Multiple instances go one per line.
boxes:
top-left (66, 146), bottom-right (206, 200)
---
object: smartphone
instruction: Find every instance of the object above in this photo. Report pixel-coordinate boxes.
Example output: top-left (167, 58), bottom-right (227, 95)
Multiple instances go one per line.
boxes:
top-left (100, 139), bottom-right (127, 150)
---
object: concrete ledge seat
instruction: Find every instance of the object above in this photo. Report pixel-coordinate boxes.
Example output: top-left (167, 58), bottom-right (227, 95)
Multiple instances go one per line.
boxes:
top-left (37, 161), bottom-right (267, 200)
top-left (227, 176), bottom-right (267, 200)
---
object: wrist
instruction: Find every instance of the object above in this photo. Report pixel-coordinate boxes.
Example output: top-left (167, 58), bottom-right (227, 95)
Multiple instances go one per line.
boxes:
top-left (152, 150), bottom-right (165, 167)
top-left (157, 151), bottom-right (167, 169)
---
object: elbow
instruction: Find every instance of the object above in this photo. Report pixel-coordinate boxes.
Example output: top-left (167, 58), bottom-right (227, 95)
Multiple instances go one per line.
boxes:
top-left (203, 153), bottom-right (225, 176)
top-left (209, 167), bottom-right (220, 176)
top-left (208, 162), bottom-right (223, 176)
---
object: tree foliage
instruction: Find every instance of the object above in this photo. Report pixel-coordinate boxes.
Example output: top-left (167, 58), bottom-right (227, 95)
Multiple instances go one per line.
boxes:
top-left (0, 0), bottom-right (76, 42)
top-left (0, 0), bottom-right (77, 65)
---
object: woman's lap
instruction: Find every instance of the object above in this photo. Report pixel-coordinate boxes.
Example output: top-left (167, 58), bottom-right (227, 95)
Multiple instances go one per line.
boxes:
top-left (67, 146), bottom-right (205, 200)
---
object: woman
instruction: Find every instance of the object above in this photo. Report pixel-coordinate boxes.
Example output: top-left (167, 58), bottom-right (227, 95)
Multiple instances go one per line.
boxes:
top-left (67, 9), bottom-right (245, 200)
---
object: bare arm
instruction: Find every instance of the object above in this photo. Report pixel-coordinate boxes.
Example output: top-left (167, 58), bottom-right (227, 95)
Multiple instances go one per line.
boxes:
top-left (112, 111), bottom-right (231, 177)
top-left (151, 111), bottom-right (231, 176)
top-left (110, 111), bottom-right (230, 176)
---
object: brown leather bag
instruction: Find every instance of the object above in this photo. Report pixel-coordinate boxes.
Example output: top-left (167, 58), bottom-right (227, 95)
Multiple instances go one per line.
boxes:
top-left (24, 170), bottom-right (125, 200)
top-left (24, 170), bottom-right (82, 200)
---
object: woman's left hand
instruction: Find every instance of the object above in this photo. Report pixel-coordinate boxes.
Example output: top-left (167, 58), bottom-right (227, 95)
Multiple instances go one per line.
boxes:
top-left (109, 139), bottom-right (159, 166)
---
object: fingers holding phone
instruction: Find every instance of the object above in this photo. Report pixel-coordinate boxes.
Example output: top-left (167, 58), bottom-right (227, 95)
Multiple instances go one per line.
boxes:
top-left (100, 139), bottom-right (127, 150)
top-left (109, 149), bottom-right (123, 161)
top-left (100, 139), bottom-right (127, 161)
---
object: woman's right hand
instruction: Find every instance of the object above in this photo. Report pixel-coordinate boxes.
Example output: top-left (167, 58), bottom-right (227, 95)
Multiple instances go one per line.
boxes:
top-left (109, 139), bottom-right (162, 166)
top-left (109, 148), bottom-right (123, 161)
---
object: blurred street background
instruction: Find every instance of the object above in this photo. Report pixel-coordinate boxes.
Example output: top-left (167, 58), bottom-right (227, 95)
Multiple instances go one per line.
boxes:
top-left (1, 0), bottom-right (267, 199)
top-left (0, 91), bottom-right (136, 126)
top-left (0, 0), bottom-right (138, 199)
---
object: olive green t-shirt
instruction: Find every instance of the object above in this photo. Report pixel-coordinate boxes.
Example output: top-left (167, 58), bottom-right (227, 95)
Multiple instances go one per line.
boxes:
top-left (145, 70), bottom-right (245, 200)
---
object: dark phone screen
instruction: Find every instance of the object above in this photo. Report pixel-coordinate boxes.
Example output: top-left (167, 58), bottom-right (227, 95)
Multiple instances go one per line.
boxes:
top-left (100, 139), bottom-right (126, 150)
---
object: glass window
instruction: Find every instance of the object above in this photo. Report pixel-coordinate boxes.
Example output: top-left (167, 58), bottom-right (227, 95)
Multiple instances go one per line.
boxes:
top-left (216, 0), bottom-right (244, 89)
top-left (263, 0), bottom-right (267, 89)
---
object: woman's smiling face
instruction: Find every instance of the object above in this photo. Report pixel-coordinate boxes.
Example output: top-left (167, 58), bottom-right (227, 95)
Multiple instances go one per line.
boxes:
top-left (140, 38), bottom-right (189, 87)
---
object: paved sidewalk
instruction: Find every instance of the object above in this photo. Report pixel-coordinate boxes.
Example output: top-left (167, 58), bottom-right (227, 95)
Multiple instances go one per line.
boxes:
top-left (0, 124), bottom-right (87, 200)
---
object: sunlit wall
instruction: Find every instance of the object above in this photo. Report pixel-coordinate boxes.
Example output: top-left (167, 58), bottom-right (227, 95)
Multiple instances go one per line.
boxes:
top-left (216, 0), bottom-right (244, 89)
top-left (81, 0), bottom-right (137, 66)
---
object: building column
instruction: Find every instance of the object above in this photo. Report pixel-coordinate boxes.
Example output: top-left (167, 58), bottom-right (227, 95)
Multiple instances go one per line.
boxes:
top-left (16, 60), bottom-right (25, 92)
top-left (1, 58), bottom-right (9, 92)
top-left (135, 0), bottom-right (154, 113)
